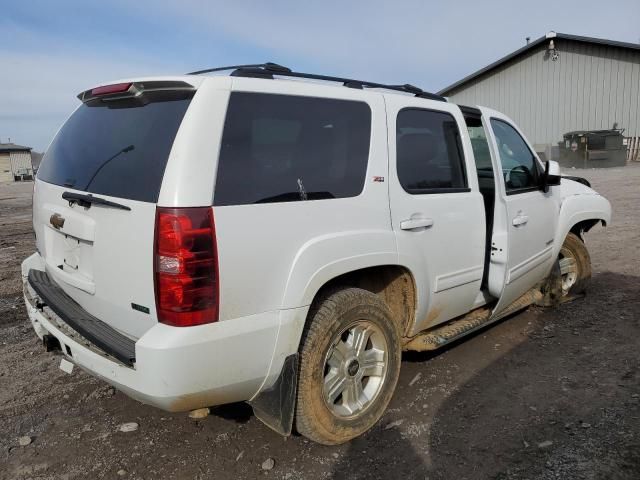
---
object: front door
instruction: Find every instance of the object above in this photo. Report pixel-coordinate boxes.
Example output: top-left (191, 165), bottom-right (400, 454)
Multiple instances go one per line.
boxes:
top-left (387, 97), bottom-right (485, 333)
top-left (481, 108), bottom-right (559, 314)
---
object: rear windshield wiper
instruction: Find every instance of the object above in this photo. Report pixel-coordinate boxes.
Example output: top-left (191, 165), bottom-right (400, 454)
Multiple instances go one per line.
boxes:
top-left (62, 191), bottom-right (131, 211)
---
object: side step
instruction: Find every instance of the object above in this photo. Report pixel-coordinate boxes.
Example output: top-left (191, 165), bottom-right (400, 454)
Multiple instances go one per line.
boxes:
top-left (404, 289), bottom-right (543, 352)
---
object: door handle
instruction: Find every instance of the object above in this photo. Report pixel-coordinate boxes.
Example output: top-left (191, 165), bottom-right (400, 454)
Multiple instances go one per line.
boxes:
top-left (400, 218), bottom-right (434, 230)
top-left (512, 214), bottom-right (529, 227)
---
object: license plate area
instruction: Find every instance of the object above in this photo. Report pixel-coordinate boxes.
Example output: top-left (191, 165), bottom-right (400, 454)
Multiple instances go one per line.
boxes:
top-left (45, 227), bottom-right (94, 280)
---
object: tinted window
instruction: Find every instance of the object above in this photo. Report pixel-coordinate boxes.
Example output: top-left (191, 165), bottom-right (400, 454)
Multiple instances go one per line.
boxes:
top-left (490, 119), bottom-right (540, 192)
top-left (396, 109), bottom-right (467, 193)
top-left (465, 118), bottom-right (495, 190)
top-left (38, 95), bottom-right (192, 203)
top-left (214, 92), bottom-right (371, 206)
top-left (467, 123), bottom-right (493, 171)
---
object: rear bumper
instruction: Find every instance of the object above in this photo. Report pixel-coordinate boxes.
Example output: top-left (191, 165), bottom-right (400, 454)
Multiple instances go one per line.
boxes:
top-left (28, 269), bottom-right (136, 365)
top-left (21, 253), bottom-right (307, 412)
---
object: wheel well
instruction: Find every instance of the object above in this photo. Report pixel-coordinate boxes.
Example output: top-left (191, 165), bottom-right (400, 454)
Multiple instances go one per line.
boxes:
top-left (570, 219), bottom-right (605, 241)
top-left (310, 266), bottom-right (416, 336)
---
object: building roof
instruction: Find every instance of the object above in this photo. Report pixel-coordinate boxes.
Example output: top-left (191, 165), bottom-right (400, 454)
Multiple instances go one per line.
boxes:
top-left (439, 32), bottom-right (640, 96)
top-left (0, 143), bottom-right (32, 153)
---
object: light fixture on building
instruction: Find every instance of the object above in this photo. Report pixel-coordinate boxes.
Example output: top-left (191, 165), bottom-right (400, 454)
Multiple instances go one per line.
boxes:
top-left (546, 31), bottom-right (559, 61)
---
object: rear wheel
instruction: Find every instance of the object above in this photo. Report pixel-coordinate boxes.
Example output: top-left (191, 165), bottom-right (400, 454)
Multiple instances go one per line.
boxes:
top-left (295, 288), bottom-right (401, 445)
top-left (559, 232), bottom-right (592, 296)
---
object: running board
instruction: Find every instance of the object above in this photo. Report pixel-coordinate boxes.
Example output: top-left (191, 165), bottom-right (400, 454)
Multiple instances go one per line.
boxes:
top-left (404, 289), bottom-right (543, 352)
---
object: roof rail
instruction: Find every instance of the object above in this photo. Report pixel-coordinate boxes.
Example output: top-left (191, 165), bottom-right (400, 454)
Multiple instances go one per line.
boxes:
top-left (187, 63), bottom-right (292, 76)
top-left (187, 63), bottom-right (445, 102)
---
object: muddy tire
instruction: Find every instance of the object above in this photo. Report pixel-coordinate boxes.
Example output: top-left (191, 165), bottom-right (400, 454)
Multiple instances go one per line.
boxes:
top-left (559, 232), bottom-right (592, 296)
top-left (295, 288), bottom-right (401, 445)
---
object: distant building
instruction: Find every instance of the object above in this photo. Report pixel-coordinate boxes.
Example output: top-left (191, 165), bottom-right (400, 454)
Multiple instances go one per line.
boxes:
top-left (439, 32), bottom-right (640, 161)
top-left (0, 142), bottom-right (34, 182)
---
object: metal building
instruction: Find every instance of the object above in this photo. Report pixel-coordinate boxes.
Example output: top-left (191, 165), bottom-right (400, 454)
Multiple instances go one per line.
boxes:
top-left (439, 32), bottom-right (640, 161)
top-left (0, 143), bottom-right (34, 182)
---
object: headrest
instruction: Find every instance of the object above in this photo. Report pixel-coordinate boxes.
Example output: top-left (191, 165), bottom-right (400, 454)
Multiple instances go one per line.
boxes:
top-left (397, 133), bottom-right (440, 162)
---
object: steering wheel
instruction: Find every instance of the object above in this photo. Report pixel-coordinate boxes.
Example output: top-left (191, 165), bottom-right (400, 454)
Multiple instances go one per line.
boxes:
top-left (505, 165), bottom-right (532, 189)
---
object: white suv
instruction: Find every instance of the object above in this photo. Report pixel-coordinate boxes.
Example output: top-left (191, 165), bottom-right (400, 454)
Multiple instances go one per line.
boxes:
top-left (22, 63), bottom-right (611, 445)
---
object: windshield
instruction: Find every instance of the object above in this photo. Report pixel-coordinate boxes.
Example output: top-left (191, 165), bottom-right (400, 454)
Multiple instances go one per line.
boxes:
top-left (38, 94), bottom-right (192, 203)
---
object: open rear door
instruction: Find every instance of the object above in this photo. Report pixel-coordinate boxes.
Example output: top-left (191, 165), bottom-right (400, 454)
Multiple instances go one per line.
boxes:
top-left (480, 107), bottom-right (559, 315)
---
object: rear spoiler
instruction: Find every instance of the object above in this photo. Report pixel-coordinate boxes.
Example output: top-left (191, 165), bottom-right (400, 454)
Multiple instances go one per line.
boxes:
top-left (77, 80), bottom-right (196, 103)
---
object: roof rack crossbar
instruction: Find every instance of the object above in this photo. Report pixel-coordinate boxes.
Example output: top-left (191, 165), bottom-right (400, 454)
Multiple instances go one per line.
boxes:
top-left (187, 63), bottom-right (445, 101)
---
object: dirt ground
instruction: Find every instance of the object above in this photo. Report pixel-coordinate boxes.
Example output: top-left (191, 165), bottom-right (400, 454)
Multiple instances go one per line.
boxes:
top-left (1, 166), bottom-right (639, 480)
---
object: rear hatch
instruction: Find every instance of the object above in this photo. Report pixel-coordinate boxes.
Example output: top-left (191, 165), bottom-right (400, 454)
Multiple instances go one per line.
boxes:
top-left (33, 81), bottom-right (195, 339)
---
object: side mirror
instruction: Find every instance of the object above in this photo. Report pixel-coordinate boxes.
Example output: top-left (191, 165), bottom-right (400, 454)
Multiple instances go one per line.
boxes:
top-left (541, 160), bottom-right (561, 193)
top-left (548, 160), bottom-right (560, 176)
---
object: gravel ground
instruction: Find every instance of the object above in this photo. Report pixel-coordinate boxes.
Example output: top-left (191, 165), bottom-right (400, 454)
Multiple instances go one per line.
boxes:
top-left (0, 166), bottom-right (639, 480)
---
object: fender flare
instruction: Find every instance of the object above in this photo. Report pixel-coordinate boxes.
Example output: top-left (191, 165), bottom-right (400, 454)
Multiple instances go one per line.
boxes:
top-left (280, 230), bottom-right (399, 309)
top-left (552, 193), bottom-right (611, 258)
top-left (253, 236), bottom-right (404, 436)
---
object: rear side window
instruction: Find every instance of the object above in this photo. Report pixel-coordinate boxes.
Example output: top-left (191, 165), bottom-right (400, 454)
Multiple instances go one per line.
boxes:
top-left (396, 109), bottom-right (467, 194)
top-left (214, 92), bottom-right (371, 206)
top-left (37, 95), bottom-right (192, 203)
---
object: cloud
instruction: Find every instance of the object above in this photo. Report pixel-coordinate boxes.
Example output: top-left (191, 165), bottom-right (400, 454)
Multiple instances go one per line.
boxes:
top-left (0, 26), bottom-right (186, 150)
top-left (131, 0), bottom-right (640, 86)
top-left (2, 0), bottom-right (639, 150)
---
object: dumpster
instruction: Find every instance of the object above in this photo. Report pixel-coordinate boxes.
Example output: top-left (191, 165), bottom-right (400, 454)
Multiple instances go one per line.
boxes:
top-left (558, 128), bottom-right (627, 168)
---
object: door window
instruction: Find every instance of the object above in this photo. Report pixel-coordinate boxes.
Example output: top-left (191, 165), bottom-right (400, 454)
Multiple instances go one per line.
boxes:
top-left (396, 109), bottom-right (467, 194)
top-left (215, 92), bottom-right (371, 206)
top-left (490, 119), bottom-right (541, 193)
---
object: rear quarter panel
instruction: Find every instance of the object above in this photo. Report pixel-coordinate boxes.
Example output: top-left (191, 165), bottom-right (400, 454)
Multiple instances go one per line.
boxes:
top-left (158, 77), bottom-right (232, 208)
top-left (210, 78), bottom-right (396, 320)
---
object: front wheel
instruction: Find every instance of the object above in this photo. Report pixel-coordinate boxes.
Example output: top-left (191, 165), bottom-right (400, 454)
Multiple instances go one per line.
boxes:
top-left (295, 288), bottom-right (401, 445)
top-left (559, 232), bottom-right (592, 296)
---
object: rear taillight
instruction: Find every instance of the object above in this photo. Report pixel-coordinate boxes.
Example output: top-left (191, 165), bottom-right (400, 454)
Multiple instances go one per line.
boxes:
top-left (91, 83), bottom-right (132, 96)
top-left (154, 207), bottom-right (219, 327)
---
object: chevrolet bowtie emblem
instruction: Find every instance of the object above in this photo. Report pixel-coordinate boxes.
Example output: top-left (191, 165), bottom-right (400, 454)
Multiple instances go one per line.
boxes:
top-left (50, 213), bottom-right (65, 230)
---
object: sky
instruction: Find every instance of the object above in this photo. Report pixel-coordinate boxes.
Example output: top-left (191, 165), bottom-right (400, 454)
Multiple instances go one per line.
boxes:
top-left (1, 0), bottom-right (639, 152)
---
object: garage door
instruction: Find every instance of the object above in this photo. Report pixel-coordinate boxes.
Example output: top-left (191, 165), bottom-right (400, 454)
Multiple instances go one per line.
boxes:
top-left (0, 154), bottom-right (13, 182)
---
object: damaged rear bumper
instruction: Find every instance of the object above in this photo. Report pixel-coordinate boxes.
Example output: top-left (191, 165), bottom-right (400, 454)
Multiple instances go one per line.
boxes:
top-left (21, 253), bottom-right (306, 416)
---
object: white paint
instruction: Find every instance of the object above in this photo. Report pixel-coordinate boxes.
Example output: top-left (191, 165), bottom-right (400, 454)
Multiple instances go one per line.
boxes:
top-left (386, 93), bottom-right (485, 331)
top-left (33, 179), bottom-right (158, 338)
top-left (480, 106), bottom-right (560, 313)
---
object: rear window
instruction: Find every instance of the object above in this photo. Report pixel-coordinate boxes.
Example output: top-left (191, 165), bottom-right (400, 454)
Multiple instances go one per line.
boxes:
top-left (214, 92), bottom-right (371, 206)
top-left (37, 94), bottom-right (192, 203)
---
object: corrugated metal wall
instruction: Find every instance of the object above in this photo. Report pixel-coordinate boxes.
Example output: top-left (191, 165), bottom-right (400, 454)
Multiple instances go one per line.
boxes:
top-left (9, 151), bottom-right (33, 176)
top-left (445, 40), bottom-right (640, 148)
top-left (0, 154), bottom-right (12, 182)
